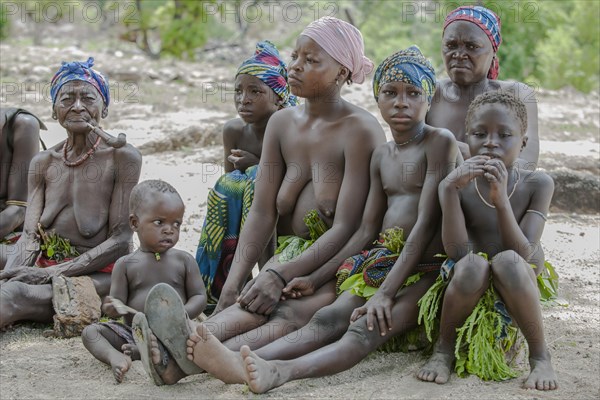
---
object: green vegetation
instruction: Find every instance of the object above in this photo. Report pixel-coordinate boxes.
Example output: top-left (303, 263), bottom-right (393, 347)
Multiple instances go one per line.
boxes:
top-left (1, 0), bottom-right (597, 92)
top-left (355, 0), bottom-right (599, 93)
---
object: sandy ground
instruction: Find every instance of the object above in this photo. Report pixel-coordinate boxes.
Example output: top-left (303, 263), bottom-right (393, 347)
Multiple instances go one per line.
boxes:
top-left (1, 43), bottom-right (599, 399)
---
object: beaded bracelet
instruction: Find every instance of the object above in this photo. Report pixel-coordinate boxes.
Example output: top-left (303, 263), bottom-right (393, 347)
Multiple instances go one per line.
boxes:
top-left (266, 268), bottom-right (287, 287)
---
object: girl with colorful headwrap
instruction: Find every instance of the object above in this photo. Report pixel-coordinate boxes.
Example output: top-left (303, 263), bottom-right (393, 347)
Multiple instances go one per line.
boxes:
top-left (195, 40), bottom-right (297, 307)
top-left (137, 46), bottom-right (459, 393)
top-left (426, 5), bottom-right (540, 168)
top-left (0, 57), bottom-right (142, 330)
top-left (138, 17), bottom-right (386, 386)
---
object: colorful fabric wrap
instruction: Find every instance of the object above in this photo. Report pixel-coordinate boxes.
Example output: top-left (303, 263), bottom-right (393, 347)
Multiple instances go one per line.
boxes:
top-left (50, 57), bottom-right (110, 105)
top-left (372, 46), bottom-right (436, 103)
top-left (36, 255), bottom-right (114, 274)
top-left (444, 6), bottom-right (502, 80)
top-left (1, 232), bottom-right (21, 245)
top-left (417, 253), bottom-right (559, 381)
top-left (335, 227), bottom-right (439, 299)
top-left (236, 40), bottom-right (297, 108)
top-left (275, 209), bottom-right (329, 262)
top-left (196, 166), bottom-right (258, 304)
top-left (100, 321), bottom-right (135, 345)
top-left (301, 16), bottom-right (374, 84)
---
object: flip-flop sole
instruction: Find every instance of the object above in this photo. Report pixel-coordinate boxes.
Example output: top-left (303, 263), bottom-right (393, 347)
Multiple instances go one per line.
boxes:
top-left (132, 312), bottom-right (164, 386)
top-left (145, 283), bottom-right (203, 375)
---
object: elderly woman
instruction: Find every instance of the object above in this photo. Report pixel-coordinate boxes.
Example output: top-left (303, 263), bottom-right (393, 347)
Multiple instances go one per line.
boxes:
top-left (427, 5), bottom-right (539, 168)
top-left (0, 58), bottom-right (142, 329)
top-left (0, 107), bottom-right (46, 269)
top-left (134, 17), bottom-right (386, 385)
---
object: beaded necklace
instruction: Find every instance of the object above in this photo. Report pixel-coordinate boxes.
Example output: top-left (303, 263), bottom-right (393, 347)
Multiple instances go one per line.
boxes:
top-left (474, 168), bottom-right (521, 208)
top-left (62, 135), bottom-right (102, 167)
top-left (395, 129), bottom-right (424, 147)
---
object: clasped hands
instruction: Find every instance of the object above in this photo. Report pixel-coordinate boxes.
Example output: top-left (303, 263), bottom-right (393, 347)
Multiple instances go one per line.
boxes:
top-left (227, 149), bottom-right (259, 171)
top-left (445, 155), bottom-right (512, 205)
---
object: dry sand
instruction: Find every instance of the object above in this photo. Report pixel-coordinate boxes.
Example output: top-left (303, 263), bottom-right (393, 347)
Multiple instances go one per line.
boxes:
top-left (1, 43), bottom-right (599, 399)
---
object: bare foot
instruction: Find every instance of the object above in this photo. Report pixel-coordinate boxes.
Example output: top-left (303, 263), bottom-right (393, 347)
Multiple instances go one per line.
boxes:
top-left (417, 349), bottom-right (455, 384)
top-left (240, 345), bottom-right (282, 394)
top-left (523, 355), bottom-right (559, 390)
top-left (185, 323), bottom-right (243, 383)
top-left (121, 344), bottom-right (140, 361)
top-left (149, 333), bottom-right (187, 385)
top-left (109, 354), bottom-right (132, 383)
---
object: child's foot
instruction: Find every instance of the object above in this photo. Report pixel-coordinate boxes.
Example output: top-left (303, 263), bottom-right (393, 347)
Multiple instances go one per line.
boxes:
top-left (149, 333), bottom-right (187, 385)
top-left (121, 344), bottom-right (140, 360)
top-left (417, 348), bottom-right (455, 384)
top-left (185, 323), bottom-right (244, 383)
top-left (132, 312), bottom-right (185, 386)
top-left (523, 355), bottom-right (558, 390)
top-left (109, 354), bottom-right (132, 383)
top-left (240, 345), bottom-right (282, 394)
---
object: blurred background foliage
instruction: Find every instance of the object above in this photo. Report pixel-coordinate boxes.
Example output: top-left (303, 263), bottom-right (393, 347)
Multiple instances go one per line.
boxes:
top-left (1, 0), bottom-right (598, 93)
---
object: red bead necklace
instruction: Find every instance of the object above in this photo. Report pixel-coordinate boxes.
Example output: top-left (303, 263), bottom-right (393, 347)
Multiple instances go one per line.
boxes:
top-left (62, 135), bottom-right (102, 167)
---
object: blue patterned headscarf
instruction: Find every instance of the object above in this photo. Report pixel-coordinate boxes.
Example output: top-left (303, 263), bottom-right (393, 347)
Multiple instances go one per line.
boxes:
top-left (444, 6), bottom-right (502, 79)
top-left (50, 57), bottom-right (110, 106)
top-left (236, 40), bottom-right (297, 108)
top-left (372, 46), bottom-right (436, 103)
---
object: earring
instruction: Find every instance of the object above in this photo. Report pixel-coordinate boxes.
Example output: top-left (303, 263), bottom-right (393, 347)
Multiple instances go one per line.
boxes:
top-left (335, 79), bottom-right (339, 87)
top-left (52, 112), bottom-right (57, 120)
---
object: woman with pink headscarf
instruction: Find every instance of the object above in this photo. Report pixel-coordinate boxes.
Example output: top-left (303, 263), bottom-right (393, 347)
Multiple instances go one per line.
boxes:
top-left (134, 17), bottom-right (386, 385)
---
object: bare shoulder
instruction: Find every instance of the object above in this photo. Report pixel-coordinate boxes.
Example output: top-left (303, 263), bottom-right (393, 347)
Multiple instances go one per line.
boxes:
top-left (344, 102), bottom-right (386, 139)
top-left (268, 106), bottom-right (299, 124)
top-left (13, 112), bottom-right (41, 130)
top-left (222, 118), bottom-right (244, 139)
top-left (424, 125), bottom-right (457, 156)
top-left (433, 78), bottom-right (453, 95)
top-left (521, 169), bottom-right (554, 192)
top-left (113, 143), bottom-right (142, 164)
top-left (265, 106), bottom-right (301, 136)
top-left (112, 251), bottom-right (139, 275)
top-left (168, 248), bottom-right (196, 263)
top-left (498, 80), bottom-right (537, 101)
top-left (29, 147), bottom-right (54, 170)
top-left (424, 125), bottom-right (455, 143)
top-left (372, 141), bottom-right (392, 160)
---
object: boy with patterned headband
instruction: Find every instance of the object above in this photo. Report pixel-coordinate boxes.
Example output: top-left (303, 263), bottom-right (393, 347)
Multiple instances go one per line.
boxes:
top-left (417, 91), bottom-right (558, 390)
top-left (137, 46), bottom-right (458, 393)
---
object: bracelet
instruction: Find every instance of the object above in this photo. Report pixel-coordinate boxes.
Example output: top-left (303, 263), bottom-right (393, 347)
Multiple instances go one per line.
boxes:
top-left (6, 200), bottom-right (28, 207)
top-left (266, 268), bottom-right (287, 287)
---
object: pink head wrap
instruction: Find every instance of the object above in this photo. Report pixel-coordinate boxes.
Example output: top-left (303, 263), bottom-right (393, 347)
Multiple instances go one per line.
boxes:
top-left (301, 16), bottom-right (374, 84)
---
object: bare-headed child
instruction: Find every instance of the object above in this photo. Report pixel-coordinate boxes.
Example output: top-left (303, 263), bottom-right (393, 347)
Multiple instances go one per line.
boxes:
top-left (176, 46), bottom-right (458, 393)
top-left (417, 92), bottom-right (557, 390)
top-left (82, 180), bottom-right (206, 383)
